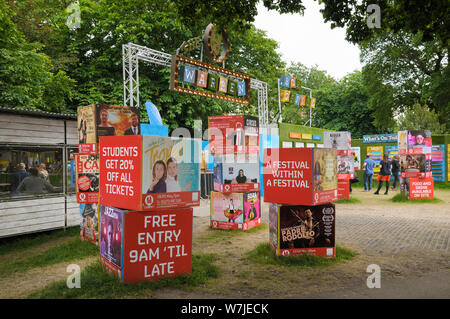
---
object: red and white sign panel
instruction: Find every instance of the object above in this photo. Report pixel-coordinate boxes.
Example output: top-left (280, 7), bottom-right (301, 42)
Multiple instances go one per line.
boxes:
top-left (409, 178), bottom-right (434, 200)
top-left (75, 154), bottom-right (99, 203)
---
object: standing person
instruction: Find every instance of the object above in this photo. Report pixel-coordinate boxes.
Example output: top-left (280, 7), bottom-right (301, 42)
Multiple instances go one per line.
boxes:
top-left (11, 163), bottom-right (28, 193)
top-left (374, 154), bottom-right (392, 195)
top-left (391, 155), bottom-right (400, 190)
top-left (363, 154), bottom-right (376, 192)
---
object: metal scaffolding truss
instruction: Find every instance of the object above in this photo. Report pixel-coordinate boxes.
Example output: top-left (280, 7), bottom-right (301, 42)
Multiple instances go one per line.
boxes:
top-left (122, 42), bottom-right (269, 126)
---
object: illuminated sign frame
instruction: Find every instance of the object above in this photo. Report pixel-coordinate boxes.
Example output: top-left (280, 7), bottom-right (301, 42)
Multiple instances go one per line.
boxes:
top-left (170, 54), bottom-right (251, 104)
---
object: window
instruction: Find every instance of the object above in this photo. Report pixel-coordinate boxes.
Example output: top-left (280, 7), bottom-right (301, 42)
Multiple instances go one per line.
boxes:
top-left (0, 144), bottom-right (65, 201)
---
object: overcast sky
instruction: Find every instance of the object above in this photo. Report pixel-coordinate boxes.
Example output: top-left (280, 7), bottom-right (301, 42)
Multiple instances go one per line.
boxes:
top-left (253, 0), bottom-right (362, 80)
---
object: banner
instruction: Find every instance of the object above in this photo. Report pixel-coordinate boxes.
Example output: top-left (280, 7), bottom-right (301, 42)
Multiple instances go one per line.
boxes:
top-left (363, 134), bottom-right (397, 143)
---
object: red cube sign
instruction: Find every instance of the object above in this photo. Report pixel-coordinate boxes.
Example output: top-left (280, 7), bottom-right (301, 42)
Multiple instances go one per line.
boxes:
top-left (263, 148), bottom-right (338, 206)
top-left (99, 135), bottom-right (200, 211)
top-left (409, 177), bottom-right (434, 200)
top-left (208, 115), bottom-right (259, 154)
top-left (337, 179), bottom-right (350, 200)
top-left (99, 205), bottom-right (193, 283)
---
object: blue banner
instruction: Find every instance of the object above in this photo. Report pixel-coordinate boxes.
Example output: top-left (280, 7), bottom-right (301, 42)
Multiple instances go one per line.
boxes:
top-left (363, 134), bottom-right (397, 143)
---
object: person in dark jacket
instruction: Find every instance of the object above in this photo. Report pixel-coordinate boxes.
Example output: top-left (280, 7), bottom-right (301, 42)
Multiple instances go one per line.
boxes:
top-left (374, 154), bottom-right (392, 195)
top-left (391, 155), bottom-right (400, 190)
top-left (11, 163), bottom-right (29, 193)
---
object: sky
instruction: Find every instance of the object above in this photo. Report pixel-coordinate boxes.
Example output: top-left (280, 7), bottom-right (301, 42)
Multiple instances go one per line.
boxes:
top-left (253, 0), bottom-right (362, 80)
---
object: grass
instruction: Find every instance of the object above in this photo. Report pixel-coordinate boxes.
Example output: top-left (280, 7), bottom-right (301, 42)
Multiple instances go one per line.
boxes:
top-left (0, 226), bottom-right (80, 256)
top-left (246, 243), bottom-right (357, 268)
top-left (391, 193), bottom-right (443, 203)
top-left (28, 253), bottom-right (220, 299)
top-left (0, 237), bottom-right (99, 278)
top-left (434, 182), bottom-right (450, 190)
top-left (199, 223), bottom-right (268, 242)
top-left (335, 196), bottom-right (361, 204)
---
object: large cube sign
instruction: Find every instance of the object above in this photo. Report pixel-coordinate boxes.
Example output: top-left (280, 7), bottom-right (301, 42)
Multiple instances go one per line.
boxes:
top-left (208, 115), bottom-right (259, 154)
top-left (210, 191), bottom-right (261, 230)
top-left (409, 178), bottom-right (434, 200)
top-left (75, 154), bottom-right (99, 203)
top-left (99, 135), bottom-right (201, 211)
top-left (263, 148), bottom-right (338, 206)
top-left (213, 153), bottom-right (260, 193)
top-left (99, 205), bottom-right (193, 283)
top-left (78, 104), bottom-right (140, 154)
top-left (269, 203), bottom-right (336, 258)
top-left (400, 153), bottom-right (432, 178)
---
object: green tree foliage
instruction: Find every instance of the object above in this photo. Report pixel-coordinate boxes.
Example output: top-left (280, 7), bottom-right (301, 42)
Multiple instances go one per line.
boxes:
top-left (397, 103), bottom-right (446, 134)
top-left (360, 31), bottom-right (448, 131)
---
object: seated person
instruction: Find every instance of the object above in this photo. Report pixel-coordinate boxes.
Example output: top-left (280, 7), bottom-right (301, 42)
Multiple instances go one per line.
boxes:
top-left (16, 167), bottom-right (57, 195)
top-left (11, 163), bottom-right (29, 193)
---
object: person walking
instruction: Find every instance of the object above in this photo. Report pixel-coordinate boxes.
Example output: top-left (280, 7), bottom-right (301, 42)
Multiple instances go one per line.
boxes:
top-left (363, 154), bottom-right (376, 192)
top-left (391, 155), bottom-right (400, 190)
top-left (374, 154), bottom-right (392, 195)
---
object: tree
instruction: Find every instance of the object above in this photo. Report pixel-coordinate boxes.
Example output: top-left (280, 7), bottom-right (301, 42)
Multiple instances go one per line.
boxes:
top-left (397, 103), bottom-right (446, 133)
top-left (360, 31), bottom-right (448, 130)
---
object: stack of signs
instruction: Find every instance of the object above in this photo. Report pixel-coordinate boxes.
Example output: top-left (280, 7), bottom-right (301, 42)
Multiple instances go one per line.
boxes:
top-left (209, 115), bottom-right (261, 230)
top-left (263, 147), bottom-right (337, 258)
top-left (398, 130), bottom-right (433, 200)
top-left (98, 134), bottom-right (201, 283)
top-left (324, 132), bottom-right (354, 199)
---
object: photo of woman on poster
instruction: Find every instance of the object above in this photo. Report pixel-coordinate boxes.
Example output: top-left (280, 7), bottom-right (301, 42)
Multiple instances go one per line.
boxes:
top-left (233, 169), bottom-right (248, 184)
top-left (146, 160), bottom-right (167, 193)
top-left (166, 157), bottom-right (192, 192)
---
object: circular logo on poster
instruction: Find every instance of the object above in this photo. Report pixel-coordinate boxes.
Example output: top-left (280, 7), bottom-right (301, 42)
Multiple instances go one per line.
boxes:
top-left (203, 24), bottom-right (230, 63)
top-left (213, 221), bottom-right (218, 228)
top-left (281, 250), bottom-right (290, 256)
top-left (144, 195), bottom-right (154, 207)
top-left (79, 193), bottom-right (86, 201)
top-left (78, 176), bottom-right (91, 191)
top-left (224, 185), bottom-right (230, 192)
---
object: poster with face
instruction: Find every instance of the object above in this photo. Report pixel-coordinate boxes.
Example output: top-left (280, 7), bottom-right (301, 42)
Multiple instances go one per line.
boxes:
top-left (408, 130), bottom-right (432, 148)
top-left (337, 155), bottom-right (355, 178)
top-left (210, 191), bottom-right (244, 223)
top-left (243, 192), bottom-right (260, 222)
top-left (213, 153), bottom-right (259, 188)
top-left (313, 148), bottom-right (338, 192)
top-left (100, 205), bottom-right (123, 268)
top-left (80, 203), bottom-right (99, 244)
top-left (96, 105), bottom-right (140, 142)
top-left (75, 154), bottom-right (99, 203)
top-left (350, 147), bottom-right (361, 170)
top-left (323, 132), bottom-right (351, 150)
top-left (141, 136), bottom-right (200, 195)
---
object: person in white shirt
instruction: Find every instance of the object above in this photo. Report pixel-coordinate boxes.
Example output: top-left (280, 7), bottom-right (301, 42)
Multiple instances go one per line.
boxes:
top-left (166, 157), bottom-right (191, 192)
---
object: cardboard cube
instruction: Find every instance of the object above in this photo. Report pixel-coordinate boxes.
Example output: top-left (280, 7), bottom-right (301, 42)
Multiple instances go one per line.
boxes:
top-left (75, 154), bottom-right (99, 203)
top-left (400, 153), bottom-right (432, 178)
top-left (323, 131), bottom-right (351, 151)
top-left (337, 155), bottom-right (355, 179)
top-left (210, 191), bottom-right (261, 230)
top-left (213, 153), bottom-right (260, 193)
top-left (77, 104), bottom-right (140, 154)
top-left (408, 177), bottom-right (434, 200)
top-left (99, 135), bottom-right (201, 211)
top-left (99, 205), bottom-right (193, 283)
top-left (263, 148), bottom-right (338, 206)
top-left (398, 130), bottom-right (432, 155)
top-left (208, 115), bottom-right (259, 154)
top-left (80, 203), bottom-right (99, 245)
top-left (269, 203), bottom-right (336, 257)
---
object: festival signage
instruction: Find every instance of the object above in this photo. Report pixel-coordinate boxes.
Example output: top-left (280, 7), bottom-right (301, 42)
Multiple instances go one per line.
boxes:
top-left (80, 203), bottom-right (99, 244)
top-left (77, 104), bottom-right (140, 154)
top-left (408, 177), bottom-right (434, 200)
top-left (99, 205), bottom-right (193, 283)
top-left (363, 134), bottom-right (397, 143)
top-left (170, 55), bottom-right (251, 104)
top-left (99, 135), bottom-right (201, 211)
top-left (323, 132), bottom-right (351, 154)
top-left (208, 115), bottom-right (259, 154)
top-left (367, 146), bottom-right (383, 179)
top-left (337, 179), bottom-right (350, 200)
top-left (337, 155), bottom-right (355, 179)
top-left (269, 203), bottom-right (336, 257)
top-left (400, 153), bottom-right (432, 178)
top-left (263, 148), bottom-right (338, 206)
top-left (351, 146), bottom-right (361, 170)
top-left (210, 191), bottom-right (261, 230)
top-left (75, 154), bottom-right (99, 203)
top-left (398, 130), bottom-right (432, 155)
top-left (213, 153), bottom-right (259, 193)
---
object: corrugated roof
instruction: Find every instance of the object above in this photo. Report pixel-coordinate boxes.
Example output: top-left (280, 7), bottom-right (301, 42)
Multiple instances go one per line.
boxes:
top-left (0, 107), bottom-right (77, 120)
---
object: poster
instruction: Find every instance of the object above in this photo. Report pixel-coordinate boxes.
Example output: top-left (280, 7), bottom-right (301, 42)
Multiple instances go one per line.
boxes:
top-left (75, 154), bottom-right (99, 203)
top-left (409, 178), bottom-right (434, 200)
top-left (213, 153), bottom-right (259, 193)
top-left (350, 147), bottom-right (361, 170)
top-left (80, 203), bottom-right (99, 244)
top-left (78, 104), bottom-right (140, 154)
top-left (100, 205), bottom-right (124, 269)
top-left (337, 155), bottom-right (355, 179)
top-left (323, 132), bottom-right (351, 150)
top-left (270, 203), bottom-right (336, 257)
top-left (263, 148), bottom-right (337, 206)
top-left (367, 146), bottom-right (383, 179)
top-left (337, 179), bottom-right (350, 199)
top-left (400, 154), bottom-right (432, 178)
